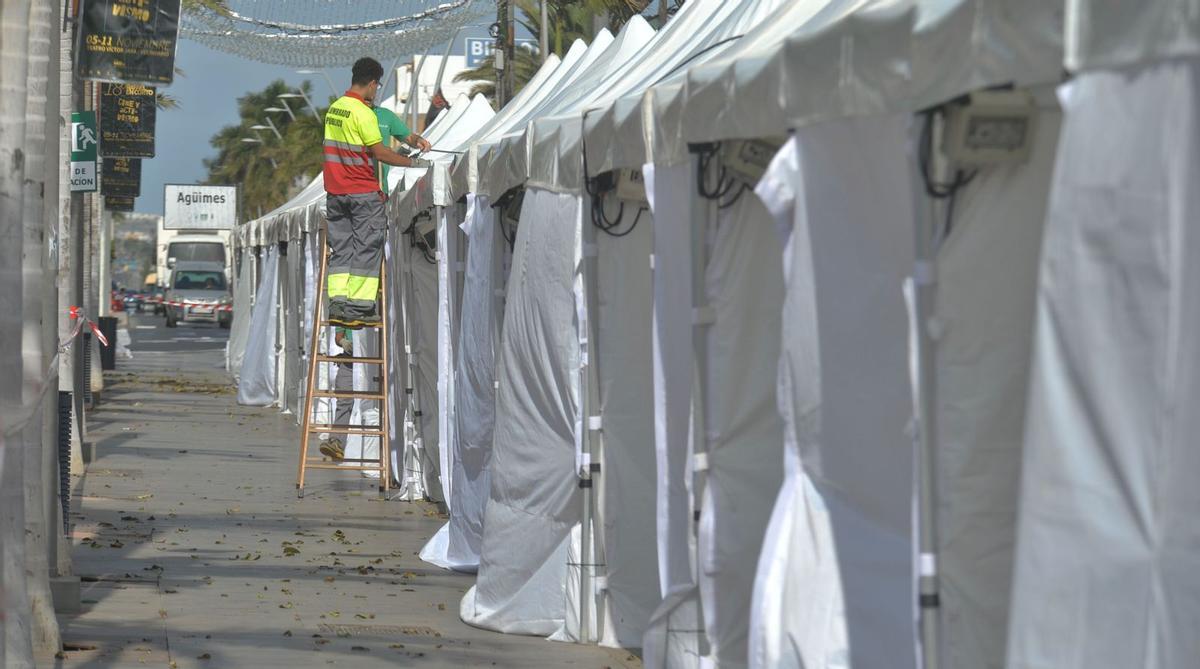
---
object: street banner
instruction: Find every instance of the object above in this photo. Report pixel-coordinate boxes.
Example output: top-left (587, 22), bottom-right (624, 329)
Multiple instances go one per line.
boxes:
top-left (70, 111), bottom-right (99, 192)
top-left (164, 185), bottom-right (238, 229)
top-left (105, 196), bottom-right (136, 212)
top-left (99, 83), bottom-right (156, 157)
top-left (102, 157), bottom-right (141, 197)
top-left (77, 0), bottom-right (181, 85)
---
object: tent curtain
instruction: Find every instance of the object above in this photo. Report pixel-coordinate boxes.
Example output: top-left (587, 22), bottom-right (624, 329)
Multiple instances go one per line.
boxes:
top-left (423, 195), bottom-right (501, 572)
top-left (1007, 58), bottom-right (1200, 669)
top-left (227, 244), bottom-right (255, 378)
top-left (461, 188), bottom-right (582, 635)
top-left (237, 245), bottom-right (280, 407)
top-left (750, 115), bottom-right (917, 669)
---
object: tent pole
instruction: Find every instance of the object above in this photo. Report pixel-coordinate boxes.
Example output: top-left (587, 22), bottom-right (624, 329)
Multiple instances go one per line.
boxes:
top-left (911, 118), bottom-right (942, 669)
top-left (689, 154), bottom-right (714, 656)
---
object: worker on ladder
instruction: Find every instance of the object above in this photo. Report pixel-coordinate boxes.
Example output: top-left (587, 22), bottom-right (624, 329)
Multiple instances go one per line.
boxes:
top-left (322, 57), bottom-right (430, 327)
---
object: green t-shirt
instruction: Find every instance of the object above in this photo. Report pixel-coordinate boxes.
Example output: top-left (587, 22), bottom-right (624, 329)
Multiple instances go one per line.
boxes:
top-left (374, 106), bottom-right (412, 189)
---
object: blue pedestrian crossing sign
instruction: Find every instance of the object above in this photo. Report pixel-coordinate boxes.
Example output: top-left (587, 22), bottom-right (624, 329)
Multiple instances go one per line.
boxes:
top-left (71, 111), bottom-right (98, 192)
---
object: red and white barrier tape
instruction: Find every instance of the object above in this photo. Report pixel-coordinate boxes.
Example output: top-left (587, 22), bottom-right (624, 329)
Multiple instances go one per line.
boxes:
top-left (162, 300), bottom-right (233, 312)
top-left (68, 305), bottom-right (109, 348)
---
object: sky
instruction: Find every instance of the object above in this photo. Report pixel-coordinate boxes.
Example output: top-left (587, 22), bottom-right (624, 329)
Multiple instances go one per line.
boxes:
top-left (136, 28), bottom-right (491, 216)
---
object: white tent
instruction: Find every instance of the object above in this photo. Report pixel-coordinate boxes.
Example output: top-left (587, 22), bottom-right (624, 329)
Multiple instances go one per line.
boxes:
top-left (461, 0), bottom-right (797, 657)
top-left (618, 0), bottom-right (1065, 666)
top-left (384, 93), bottom-right (495, 499)
top-left (417, 47), bottom-right (605, 570)
top-left (1007, 2), bottom-right (1200, 667)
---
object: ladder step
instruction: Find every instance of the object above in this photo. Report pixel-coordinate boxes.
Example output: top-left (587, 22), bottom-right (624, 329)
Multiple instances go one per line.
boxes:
top-left (319, 320), bottom-right (384, 328)
top-left (304, 463), bottom-right (387, 471)
top-left (314, 355), bottom-right (384, 364)
top-left (311, 389), bottom-right (385, 399)
top-left (307, 425), bottom-right (386, 436)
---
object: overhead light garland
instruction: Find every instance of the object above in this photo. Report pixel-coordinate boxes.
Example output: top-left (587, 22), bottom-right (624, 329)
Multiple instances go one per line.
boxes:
top-left (181, 0), bottom-right (492, 66)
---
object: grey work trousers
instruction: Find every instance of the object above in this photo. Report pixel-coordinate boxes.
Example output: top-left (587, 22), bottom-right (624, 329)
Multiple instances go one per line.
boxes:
top-left (326, 191), bottom-right (386, 316)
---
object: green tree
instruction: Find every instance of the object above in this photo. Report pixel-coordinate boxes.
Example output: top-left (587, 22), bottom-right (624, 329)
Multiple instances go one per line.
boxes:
top-left (203, 80), bottom-right (324, 221)
top-left (456, 0), bottom-right (652, 103)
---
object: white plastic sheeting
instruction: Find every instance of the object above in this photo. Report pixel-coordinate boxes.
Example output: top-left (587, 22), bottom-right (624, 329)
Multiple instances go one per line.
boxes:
top-left (421, 196), bottom-right (499, 572)
top-left (226, 245), bottom-right (255, 378)
top-left (238, 246), bottom-right (280, 406)
top-left (1008, 59), bottom-right (1200, 669)
top-left (1065, 0), bottom-right (1200, 72)
top-left (461, 189), bottom-right (581, 635)
top-left (751, 115), bottom-right (916, 669)
top-left (587, 198), bottom-right (660, 647)
top-left (643, 164), bottom-right (787, 668)
top-left (641, 162), bottom-right (705, 668)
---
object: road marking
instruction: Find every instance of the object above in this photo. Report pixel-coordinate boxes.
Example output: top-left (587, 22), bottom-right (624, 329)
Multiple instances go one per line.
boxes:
top-left (135, 325), bottom-right (156, 329)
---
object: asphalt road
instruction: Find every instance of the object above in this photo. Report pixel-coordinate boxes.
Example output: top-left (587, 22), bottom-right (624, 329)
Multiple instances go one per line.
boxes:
top-left (123, 308), bottom-right (230, 353)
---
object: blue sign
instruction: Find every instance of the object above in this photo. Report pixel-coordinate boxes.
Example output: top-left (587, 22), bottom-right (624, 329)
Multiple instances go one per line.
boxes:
top-left (465, 37), bottom-right (538, 68)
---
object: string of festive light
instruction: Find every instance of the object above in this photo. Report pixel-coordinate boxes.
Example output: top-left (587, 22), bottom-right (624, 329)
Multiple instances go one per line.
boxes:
top-left (181, 0), bottom-right (493, 67)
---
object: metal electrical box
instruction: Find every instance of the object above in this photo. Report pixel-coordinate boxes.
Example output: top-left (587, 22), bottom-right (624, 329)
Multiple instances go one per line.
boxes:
top-left (942, 90), bottom-right (1036, 166)
top-left (722, 137), bottom-right (785, 184)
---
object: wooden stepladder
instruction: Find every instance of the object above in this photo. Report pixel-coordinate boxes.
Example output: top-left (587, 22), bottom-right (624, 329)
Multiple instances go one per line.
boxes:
top-left (297, 222), bottom-right (390, 498)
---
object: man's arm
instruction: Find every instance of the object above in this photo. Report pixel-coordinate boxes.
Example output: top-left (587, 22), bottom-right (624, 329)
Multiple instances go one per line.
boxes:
top-left (368, 141), bottom-right (416, 167)
top-left (406, 133), bottom-right (432, 153)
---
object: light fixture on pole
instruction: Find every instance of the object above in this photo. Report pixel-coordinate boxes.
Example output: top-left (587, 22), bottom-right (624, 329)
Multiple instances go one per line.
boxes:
top-left (265, 104), bottom-right (296, 122)
top-left (297, 68), bottom-right (338, 100)
top-left (250, 123), bottom-right (282, 140)
top-left (258, 116), bottom-right (284, 140)
top-left (279, 92), bottom-right (321, 121)
top-left (241, 137), bottom-right (278, 168)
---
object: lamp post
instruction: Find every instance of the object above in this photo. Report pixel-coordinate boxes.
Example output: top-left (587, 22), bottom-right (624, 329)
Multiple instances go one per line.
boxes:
top-left (241, 137), bottom-right (278, 168)
top-left (297, 68), bottom-right (338, 100)
top-left (279, 92), bottom-right (321, 121)
top-left (265, 104), bottom-right (296, 122)
top-left (255, 116), bottom-right (283, 140)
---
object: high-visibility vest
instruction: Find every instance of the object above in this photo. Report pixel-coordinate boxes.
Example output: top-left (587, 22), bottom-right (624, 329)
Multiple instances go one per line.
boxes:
top-left (323, 91), bottom-right (382, 195)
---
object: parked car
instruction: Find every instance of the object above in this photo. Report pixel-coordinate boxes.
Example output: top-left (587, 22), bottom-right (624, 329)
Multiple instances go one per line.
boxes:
top-left (164, 261), bottom-right (232, 329)
top-left (123, 291), bottom-right (143, 312)
top-left (145, 286), bottom-right (166, 315)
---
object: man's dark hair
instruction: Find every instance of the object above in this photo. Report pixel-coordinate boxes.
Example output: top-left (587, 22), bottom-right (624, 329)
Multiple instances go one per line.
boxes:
top-left (351, 58), bottom-right (384, 86)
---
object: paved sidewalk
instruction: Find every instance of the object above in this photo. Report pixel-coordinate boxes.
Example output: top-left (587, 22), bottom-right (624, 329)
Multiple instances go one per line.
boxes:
top-left (48, 336), bottom-right (641, 668)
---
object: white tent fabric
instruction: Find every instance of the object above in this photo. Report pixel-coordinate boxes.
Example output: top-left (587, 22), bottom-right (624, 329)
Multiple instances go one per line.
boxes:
top-left (461, 189), bottom-right (581, 635)
top-left (435, 205), bottom-right (462, 507)
top-left (751, 114), bottom-right (916, 669)
top-left (479, 31), bottom-right (615, 198)
top-left (587, 197), bottom-right (660, 647)
top-left (582, 0), bottom-right (796, 177)
top-left (643, 161), bottom-right (792, 666)
top-left (421, 196), bottom-right (499, 572)
top-left (389, 224), bottom-right (442, 501)
top-left (1008, 58), bottom-right (1200, 669)
top-left (641, 162), bottom-right (705, 669)
top-left (226, 244), bottom-right (255, 378)
top-left (1064, 0), bottom-right (1200, 72)
top-left (524, 17), bottom-right (656, 191)
top-left (448, 54), bottom-right (566, 199)
top-left (238, 245), bottom-right (280, 406)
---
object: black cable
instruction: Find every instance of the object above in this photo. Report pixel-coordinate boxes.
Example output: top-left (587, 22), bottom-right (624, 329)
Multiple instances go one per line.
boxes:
top-left (917, 110), bottom-right (978, 243)
top-left (653, 34), bottom-right (745, 85)
top-left (718, 183), bottom-right (749, 209)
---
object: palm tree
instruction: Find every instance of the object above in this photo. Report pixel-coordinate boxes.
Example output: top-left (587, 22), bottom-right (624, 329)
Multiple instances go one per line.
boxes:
top-left (203, 80), bottom-right (324, 220)
top-left (455, 0), bottom-right (652, 104)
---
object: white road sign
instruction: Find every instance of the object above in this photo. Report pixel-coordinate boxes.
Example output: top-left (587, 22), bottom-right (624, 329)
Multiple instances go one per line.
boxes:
top-left (164, 184), bottom-right (238, 230)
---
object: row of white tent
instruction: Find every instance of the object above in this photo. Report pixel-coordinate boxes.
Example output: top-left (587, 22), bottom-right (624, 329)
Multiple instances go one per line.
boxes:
top-left (227, 0), bottom-right (1200, 667)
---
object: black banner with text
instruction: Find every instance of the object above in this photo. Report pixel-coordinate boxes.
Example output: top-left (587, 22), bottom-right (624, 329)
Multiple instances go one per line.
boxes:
top-left (102, 157), bottom-right (142, 197)
top-left (77, 0), bottom-right (180, 86)
top-left (99, 83), bottom-right (156, 157)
